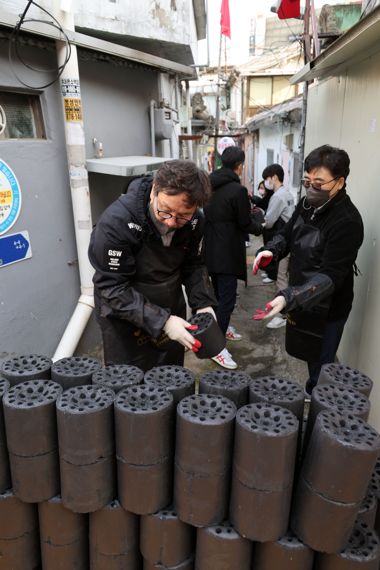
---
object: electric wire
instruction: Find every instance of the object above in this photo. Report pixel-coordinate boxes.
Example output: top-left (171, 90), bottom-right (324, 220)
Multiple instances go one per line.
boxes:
top-left (8, 0), bottom-right (71, 90)
top-left (232, 39), bottom-right (303, 118)
top-left (359, 0), bottom-right (376, 20)
top-left (283, 17), bottom-right (304, 51)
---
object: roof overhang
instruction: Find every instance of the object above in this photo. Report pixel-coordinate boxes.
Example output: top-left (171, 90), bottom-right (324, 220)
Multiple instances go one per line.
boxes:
top-left (76, 29), bottom-right (195, 67)
top-left (242, 69), bottom-right (301, 78)
top-left (290, 5), bottom-right (380, 83)
top-left (0, 7), bottom-right (196, 78)
top-left (245, 96), bottom-right (303, 130)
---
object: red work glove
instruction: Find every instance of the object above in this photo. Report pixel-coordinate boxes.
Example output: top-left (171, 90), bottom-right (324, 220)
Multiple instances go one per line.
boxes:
top-left (164, 316), bottom-right (202, 352)
top-left (252, 303), bottom-right (273, 320)
top-left (252, 296), bottom-right (286, 320)
top-left (187, 325), bottom-right (202, 353)
top-left (252, 250), bottom-right (273, 275)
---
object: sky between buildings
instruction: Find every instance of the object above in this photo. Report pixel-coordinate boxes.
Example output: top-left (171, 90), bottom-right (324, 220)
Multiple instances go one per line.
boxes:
top-left (197, 0), bottom-right (360, 67)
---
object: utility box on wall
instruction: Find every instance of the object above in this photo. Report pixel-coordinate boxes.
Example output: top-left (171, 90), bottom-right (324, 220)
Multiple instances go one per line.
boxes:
top-left (154, 108), bottom-right (173, 140)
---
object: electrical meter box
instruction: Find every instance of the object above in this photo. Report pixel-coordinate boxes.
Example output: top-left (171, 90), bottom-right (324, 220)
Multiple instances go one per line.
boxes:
top-left (154, 108), bottom-right (173, 140)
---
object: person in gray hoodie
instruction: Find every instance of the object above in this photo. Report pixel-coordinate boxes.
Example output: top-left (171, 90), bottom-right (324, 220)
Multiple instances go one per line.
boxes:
top-left (261, 163), bottom-right (295, 328)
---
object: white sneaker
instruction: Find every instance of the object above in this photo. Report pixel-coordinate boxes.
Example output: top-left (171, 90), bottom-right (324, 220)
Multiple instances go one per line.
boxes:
top-left (261, 271), bottom-right (268, 278)
top-left (211, 348), bottom-right (238, 369)
top-left (266, 316), bottom-right (287, 329)
top-left (262, 277), bottom-right (275, 284)
top-left (225, 326), bottom-right (242, 342)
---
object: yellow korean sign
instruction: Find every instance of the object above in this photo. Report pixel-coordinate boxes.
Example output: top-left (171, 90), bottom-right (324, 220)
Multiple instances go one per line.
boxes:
top-left (64, 98), bottom-right (83, 122)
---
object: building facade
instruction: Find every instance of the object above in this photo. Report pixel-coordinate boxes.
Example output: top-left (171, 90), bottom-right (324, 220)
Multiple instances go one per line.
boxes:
top-left (0, 0), bottom-right (203, 362)
top-left (292, 5), bottom-right (380, 429)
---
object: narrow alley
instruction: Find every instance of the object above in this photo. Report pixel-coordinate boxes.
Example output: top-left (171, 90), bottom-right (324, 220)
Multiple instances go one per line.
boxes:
top-left (186, 238), bottom-right (308, 384)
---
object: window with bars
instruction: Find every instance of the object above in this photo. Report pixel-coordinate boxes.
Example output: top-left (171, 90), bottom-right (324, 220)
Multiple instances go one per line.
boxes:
top-left (0, 91), bottom-right (46, 140)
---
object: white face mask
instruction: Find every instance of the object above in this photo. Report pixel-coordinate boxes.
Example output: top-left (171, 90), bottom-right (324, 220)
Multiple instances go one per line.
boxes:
top-left (264, 179), bottom-right (274, 191)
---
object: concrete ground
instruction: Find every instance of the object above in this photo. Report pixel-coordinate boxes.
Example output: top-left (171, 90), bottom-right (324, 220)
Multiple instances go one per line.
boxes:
top-left (185, 237), bottom-right (308, 386)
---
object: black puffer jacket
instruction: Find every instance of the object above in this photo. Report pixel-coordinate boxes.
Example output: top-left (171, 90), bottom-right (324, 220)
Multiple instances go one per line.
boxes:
top-left (88, 176), bottom-right (216, 339)
top-left (261, 188), bottom-right (364, 361)
top-left (204, 168), bottom-right (264, 280)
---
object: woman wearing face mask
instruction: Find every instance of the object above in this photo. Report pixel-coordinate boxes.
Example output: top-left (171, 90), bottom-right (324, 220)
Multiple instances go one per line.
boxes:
top-left (252, 145), bottom-right (364, 395)
top-left (251, 180), bottom-right (273, 213)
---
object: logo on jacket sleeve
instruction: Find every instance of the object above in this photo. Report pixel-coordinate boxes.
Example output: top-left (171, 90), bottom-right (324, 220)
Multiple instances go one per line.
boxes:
top-left (108, 249), bottom-right (122, 257)
top-left (104, 245), bottom-right (129, 272)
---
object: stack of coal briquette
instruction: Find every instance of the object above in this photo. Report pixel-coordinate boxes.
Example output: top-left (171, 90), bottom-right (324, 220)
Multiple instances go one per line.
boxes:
top-left (0, 356), bottom-right (379, 569)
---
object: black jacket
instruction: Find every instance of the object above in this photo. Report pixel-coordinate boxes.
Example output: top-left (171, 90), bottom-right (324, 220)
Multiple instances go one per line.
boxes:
top-left (204, 168), bottom-right (264, 280)
top-left (251, 190), bottom-right (273, 212)
top-left (262, 188), bottom-right (364, 360)
top-left (88, 176), bottom-right (216, 339)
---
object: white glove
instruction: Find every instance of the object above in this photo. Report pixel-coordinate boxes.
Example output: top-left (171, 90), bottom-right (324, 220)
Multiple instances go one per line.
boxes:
top-left (252, 250), bottom-right (273, 275)
top-left (252, 296), bottom-right (286, 321)
top-left (163, 315), bottom-right (200, 351)
top-left (196, 306), bottom-right (217, 320)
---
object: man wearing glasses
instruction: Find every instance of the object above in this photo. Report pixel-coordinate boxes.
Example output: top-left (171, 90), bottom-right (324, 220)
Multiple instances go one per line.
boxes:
top-left (253, 145), bottom-right (364, 395)
top-left (89, 160), bottom-right (216, 371)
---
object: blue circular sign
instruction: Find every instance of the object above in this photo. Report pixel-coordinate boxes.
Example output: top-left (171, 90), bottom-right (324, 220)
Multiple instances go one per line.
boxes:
top-left (0, 159), bottom-right (22, 236)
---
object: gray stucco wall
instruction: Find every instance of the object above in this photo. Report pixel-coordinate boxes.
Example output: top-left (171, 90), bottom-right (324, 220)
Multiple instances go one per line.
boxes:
top-left (78, 55), bottom-right (159, 220)
top-left (76, 55), bottom-right (160, 357)
top-left (0, 40), bottom-right (80, 363)
top-left (304, 57), bottom-right (380, 430)
top-left (0, 37), bottom-right (160, 364)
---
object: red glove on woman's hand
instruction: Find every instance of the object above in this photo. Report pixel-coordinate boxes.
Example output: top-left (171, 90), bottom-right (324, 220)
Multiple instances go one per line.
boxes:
top-left (252, 250), bottom-right (273, 275)
top-left (252, 296), bottom-right (286, 321)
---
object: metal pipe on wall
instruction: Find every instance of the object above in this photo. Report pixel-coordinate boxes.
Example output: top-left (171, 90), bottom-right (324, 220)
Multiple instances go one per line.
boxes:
top-left (205, 0), bottom-right (210, 68)
top-left (298, 0), bottom-right (311, 201)
top-left (185, 81), bottom-right (193, 161)
top-left (173, 76), bottom-right (181, 159)
top-left (150, 99), bottom-right (157, 157)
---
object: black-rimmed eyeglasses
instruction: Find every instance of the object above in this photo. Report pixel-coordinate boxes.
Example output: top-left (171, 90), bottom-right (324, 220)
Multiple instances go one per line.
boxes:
top-left (301, 176), bottom-right (339, 191)
top-left (155, 195), bottom-right (194, 224)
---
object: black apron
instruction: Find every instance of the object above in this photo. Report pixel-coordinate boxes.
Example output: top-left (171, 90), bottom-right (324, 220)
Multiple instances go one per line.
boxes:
top-left (285, 216), bottom-right (331, 363)
top-left (100, 237), bottom-right (187, 372)
top-left (285, 306), bottom-right (329, 363)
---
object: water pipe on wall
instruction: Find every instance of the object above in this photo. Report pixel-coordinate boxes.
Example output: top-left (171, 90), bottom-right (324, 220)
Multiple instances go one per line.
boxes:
top-left (51, 0), bottom-right (95, 361)
top-left (150, 99), bottom-right (157, 157)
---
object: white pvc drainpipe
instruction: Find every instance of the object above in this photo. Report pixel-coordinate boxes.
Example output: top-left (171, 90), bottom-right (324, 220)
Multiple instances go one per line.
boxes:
top-left (52, 0), bottom-right (95, 362)
top-left (53, 295), bottom-right (94, 361)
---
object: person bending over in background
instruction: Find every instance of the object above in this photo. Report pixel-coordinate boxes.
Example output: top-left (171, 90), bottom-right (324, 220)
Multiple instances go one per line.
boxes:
top-left (89, 160), bottom-right (216, 372)
top-left (204, 146), bottom-right (264, 370)
top-left (253, 145), bottom-right (363, 395)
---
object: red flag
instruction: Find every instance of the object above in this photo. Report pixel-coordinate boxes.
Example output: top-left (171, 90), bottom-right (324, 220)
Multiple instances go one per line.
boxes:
top-left (220, 0), bottom-right (231, 38)
top-left (277, 0), bottom-right (301, 19)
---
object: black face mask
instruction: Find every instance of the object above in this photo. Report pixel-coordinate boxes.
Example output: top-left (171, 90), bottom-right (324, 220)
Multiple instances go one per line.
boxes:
top-left (306, 187), bottom-right (331, 208)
